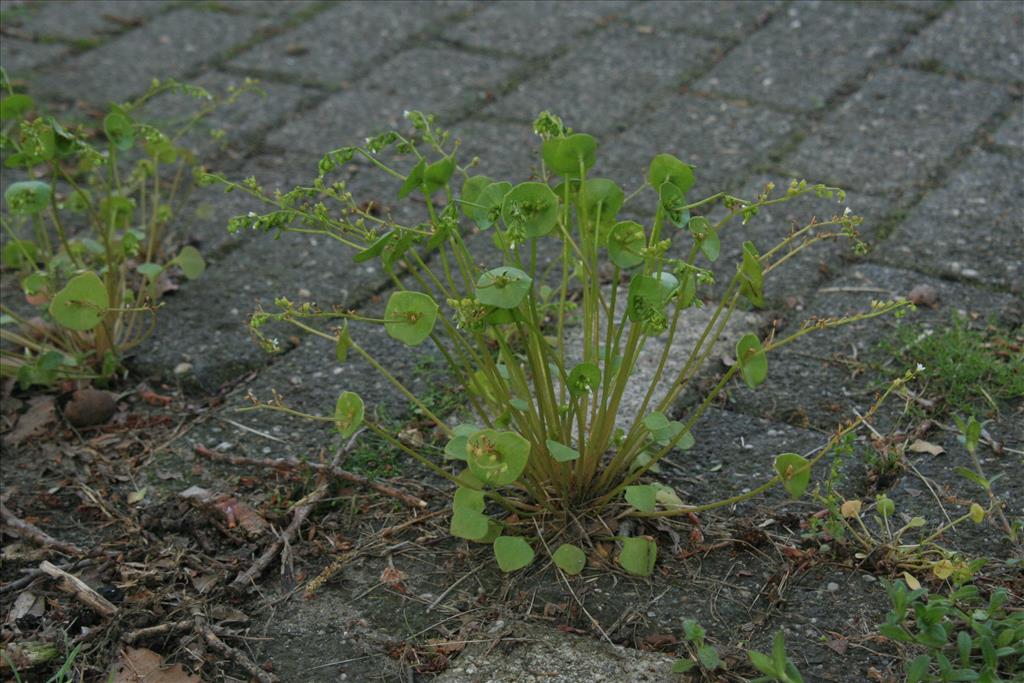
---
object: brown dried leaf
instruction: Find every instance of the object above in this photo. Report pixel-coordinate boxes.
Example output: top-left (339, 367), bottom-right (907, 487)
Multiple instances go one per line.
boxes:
top-left (110, 647), bottom-right (200, 683)
top-left (3, 396), bottom-right (56, 445)
top-left (908, 439), bottom-right (945, 456)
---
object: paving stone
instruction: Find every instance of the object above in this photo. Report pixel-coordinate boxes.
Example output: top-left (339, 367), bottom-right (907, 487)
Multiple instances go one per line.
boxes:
top-left (783, 68), bottom-right (1009, 195)
top-left (718, 264), bottom-right (1022, 431)
top-left (596, 95), bottom-right (797, 196)
top-left (0, 36), bottom-right (65, 74)
top-left (704, 174), bottom-right (896, 305)
top-left (0, 0), bottom-right (167, 40)
top-left (435, 621), bottom-right (676, 683)
top-left (482, 24), bottom-right (721, 136)
top-left (131, 155), bottom-right (421, 392)
top-left (993, 102), bottom-right (1023, 151)
top-left (265, 44), bottom-right (521, 158)
top-left (228, 1), bottom-right (471, 85)
top-left (627, 0), bottom-right (780, 40)
top-left (209, 0), bottom-right (318, 18)
top-left (902, 0), bottom-right (1024, 82)
top-left (452, 119), bottom-right (540, 181)
top-left (137, 69), bottom-right (309, 160)
top-left (887, 0), bottom-right (947, 12)
top-left (873, 151), bottom-right (1024, 292)
top-left (696, 1), bottom-right (919, 111)
top-left (34, 9), bottom-right (265, 104)
top-left (444, 0), bottom-right (632, 56)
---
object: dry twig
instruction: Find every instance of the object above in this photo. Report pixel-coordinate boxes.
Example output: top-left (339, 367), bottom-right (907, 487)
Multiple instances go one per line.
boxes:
top-left (1, 502), bottom-right (84, 556)
top-left (38, 560), bottom-right (117, 617)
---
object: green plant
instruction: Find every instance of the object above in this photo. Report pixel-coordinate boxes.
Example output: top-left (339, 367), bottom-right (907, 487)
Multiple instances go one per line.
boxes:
top-left (885, 314), bottom-right (1023, 416)
top-left (208, 111), bottom-right (911, 575)
top-left (880, 580), bottom-right (1023, 682)
top-left (0, 69), bottom-right (255, 387)
top-left (748, 631), bottom-right (804, 683)
top-left (672, 619), bottom-right (721, 675)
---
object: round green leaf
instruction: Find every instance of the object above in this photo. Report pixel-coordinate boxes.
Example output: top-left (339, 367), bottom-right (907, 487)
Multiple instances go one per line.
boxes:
top-left (0, 94), bottom-right (34, 120)
top-left (567, 362), bottom-right (600, 397)
top-left (545, 439), bottom-right (580, 463)
top-left (466, 429), bottom-right (530, 486)
top-left (384, 291), bottom-right (438, 346)
top-left (541, 133), bottom-right (597, 178)
top-left (4, 180), bottom-right (52, 215)
top-left (468, 181), bottom-right (512, 230)
top-left (624, 485), bottom-right (657, 513)
top-left (736, 333), bottom-right (767, 389)
top-left (608, 221), bottom-right (645, 269)
top-left (460, 175), bottom-right (493, 218)
top-left (2, 239), bottom-right (38, 268)
top-left (174, 245), bottom-right (205, 279)
top-left (48, 272), bottom-right (109, 331)
top-left (475, 266), bottom-right (532, 309)
top-left (136, 263), bottom-right (163, 281)
top-left (552, 543), bottom-right (586, 575)
top-left (774, 452), bottom-right (810, 499)
top-left (618, 536), bottom-right (657, 576)
top-left (501, 182), bottom-right (559, 238)
top-left (643, 412), bottom-right (670, 432)
top-left (658, 181), bottom-right (690, 228)
top-left (103, 111), bottom-right (135, 151)
top-left (451, 507), bottom-right (490, 541)
top-left (334, 390), bottom-right (364, 438)
top-left (453, 487), bottom-right (485, 513)
top-left (493, 536), bottom-right (534, 572)
top-left (648, 153), bottom-right (695, 194)
top-left (626, 272), bottom-right (677, 333)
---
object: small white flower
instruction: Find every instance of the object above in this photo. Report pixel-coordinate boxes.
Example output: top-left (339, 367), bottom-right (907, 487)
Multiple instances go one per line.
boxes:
top-left (247, 211), bottom-right (257, 218)
top-left (916, 363), bottom-right (926, 372)
top-left (365, 137), bottom-right (372, 144)
top-left (843, 206), bottom-right (852, 216)
top-left (403, 110), bottom-right (411, 119)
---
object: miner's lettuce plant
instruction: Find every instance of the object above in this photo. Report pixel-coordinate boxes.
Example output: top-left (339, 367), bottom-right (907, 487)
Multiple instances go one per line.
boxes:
top-left (0, 70), bottom-right (255, 387)
top-left (207, 111), bottom-right (910, 575)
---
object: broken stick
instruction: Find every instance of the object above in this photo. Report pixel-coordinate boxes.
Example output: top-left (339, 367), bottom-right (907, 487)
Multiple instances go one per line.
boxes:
top-left (1, 503), bottom-right (84, 556)
top-left (194, 445), bottom-right (428, 508)
top-left (38, 560), bottom-right (116, 617)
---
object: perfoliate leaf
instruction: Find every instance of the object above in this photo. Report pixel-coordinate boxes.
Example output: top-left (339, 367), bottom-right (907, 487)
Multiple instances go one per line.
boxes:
top-left (103, 111), bottom-right (134, 151)
top-left (174, 245), bottom-right (205, 279)
top-left (384, 291), bottom-right (438, 346)
top-left (552, 543), bottom-right (586, 575)
top-left (608, 220), bottom-right (645, 269)
top-left (545, 439), bottom-right (580, 462)
top-left (774, 452), bottom-right (810, 499)
top-left (334, 391), bottom-right (364, 438)
top-left (648, 153), bottom-right (695, 194)
top-left (466, 429), bottom-right (530, 486)
top-left (624, 485), bottom-right (657, 512)
top-left (398, 158), bottom-right (425, 199)
top-left (739, 241), bottom-right (764, 307)
top-left (736, 333), bottom-right (767, 389)
top-left (4, 180), bottom-right (52, 215)
top-left (48, 272), bottom-right (109, 331)
top-left (618, 536), bottom-right (657, 576)
top-left (493, 536), bottom-right (534, 572)
top-left (501, 182), bottom-right (559, 238)
top-left (476, 266), bottom-right (532, 309)
top-left (541, 133), bottom-right (597, 178)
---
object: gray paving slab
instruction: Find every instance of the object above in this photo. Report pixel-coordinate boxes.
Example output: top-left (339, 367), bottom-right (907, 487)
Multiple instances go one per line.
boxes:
top-left (482, 24), bottom-right (721, 136)
top-left (33, 8), bottom-right (265, 104)
top-left (627, 0), bottom-right (781, 40)
top-left (993, 102), bottom-right (1023, 151)
top-left (210, 0), bottom-right (319, 18)
top-left (132, 155), bottom-right (420, 391)
top-left (228, 1), bottom-right (472, 85)
top-left (696, 1), bottom-right (920, 111)
top-left (451, 118), bottom-right (540, 180)
top-left (596, 95), bottom-right (797, 195)
top-left (136, 69), bottom-right (309, 160)
top-left (873, 150), bottom-right (1024, 292)
top-left (0, 35), bottom-right (65, 74)
top-left (444, 0), bottom-right (632, 56)
top-left (902, 0), bottom-right (1024, 82)
top-left (0, 0), bottom-right (167, 40)
top-left (265, 44), bottom-right (521, 158)
top-left (783, 68), bottom-right (1010, 195)
top-left (888, 0), bottom-right (948, 12)
top-left (718, 263), bottom-right (1022, 431)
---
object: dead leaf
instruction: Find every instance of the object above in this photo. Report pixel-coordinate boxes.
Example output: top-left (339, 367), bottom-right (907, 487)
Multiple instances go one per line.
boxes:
top-left (110, 647), bottom-right (201, 683)
top-left (908, 439), bottom-right (944, 456)
top-left (6, 591), bottom-right (43, 624)
top-left (826, 637), bottom-right (849, 655)
top-left (380, 566), bottom-right (407, 587)
top-left (127, 488), bottom-right (148, 505)
top-left (3, 396), bottom-right (56, 445)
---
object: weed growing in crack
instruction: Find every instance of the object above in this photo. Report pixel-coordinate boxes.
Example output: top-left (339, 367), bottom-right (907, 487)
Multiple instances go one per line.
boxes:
top-left (0, 68), bottom-right (258, 387)
top-left (205, 110), bottom-right (912, 576)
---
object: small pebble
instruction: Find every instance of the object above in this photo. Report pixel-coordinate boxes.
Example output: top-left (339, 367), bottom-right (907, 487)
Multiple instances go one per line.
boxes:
top-left (862, 574), bottom-right (877, 583)
top-left (827, 582), bottom-right (839, 592)
top-left (174, 362), bottom-right (193, 375)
